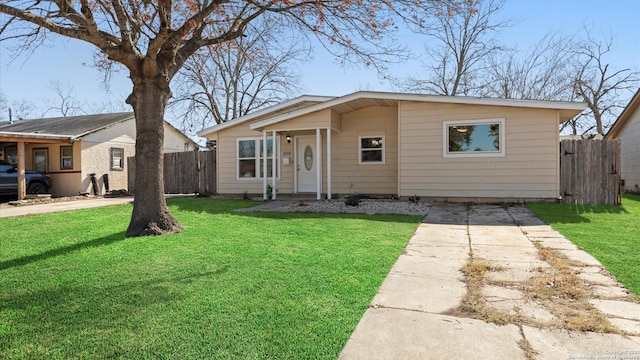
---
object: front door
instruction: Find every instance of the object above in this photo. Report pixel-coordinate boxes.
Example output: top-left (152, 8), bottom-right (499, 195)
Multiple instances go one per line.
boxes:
top-left (296, 136), bottom-right (317, 192)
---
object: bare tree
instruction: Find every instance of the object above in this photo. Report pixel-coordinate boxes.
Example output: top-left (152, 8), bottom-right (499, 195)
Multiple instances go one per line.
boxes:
top-left (399, 0), bottom-right (511, 96)
top-left (0, 0), bottom-right (457, 237)
top-left (41, 80), bottom-right (86, 117)
top-left (570, 32), bottom-right (640, 136)
top-left (168, 20), bottom-right (305, 135)
top-left (482, 33), bottom-right (574, 100)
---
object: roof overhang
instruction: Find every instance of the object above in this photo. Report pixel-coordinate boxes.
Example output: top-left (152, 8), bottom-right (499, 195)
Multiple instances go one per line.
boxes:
top-left (248, 91), bottom-right (586, 131)
top-left (0, 131), bottom-right (75, 144)
top-left (605, 88), bottom-right (640, 139)
top-left (196, 95), bottom-right (335, 137)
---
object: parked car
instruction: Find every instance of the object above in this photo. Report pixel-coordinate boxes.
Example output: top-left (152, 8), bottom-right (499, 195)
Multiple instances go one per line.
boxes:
top-left (0, 161), bottom-right (52, 196)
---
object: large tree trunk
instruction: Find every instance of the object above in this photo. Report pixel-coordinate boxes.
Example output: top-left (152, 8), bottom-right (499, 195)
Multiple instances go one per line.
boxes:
top-left (125, 76), bottom-right (184, 237)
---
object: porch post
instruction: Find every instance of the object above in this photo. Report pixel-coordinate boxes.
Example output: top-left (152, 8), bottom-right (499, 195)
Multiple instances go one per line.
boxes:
top-left (17, 141), bottom-right (26, 200)
top-left (327, 128), bottom-right (331, 200)
top-left (272, 130), bottom-right (277, 200)
top-left (316, 128), bottom-right (322, 200)
top-left (263, 131), bottom-right (268, 200)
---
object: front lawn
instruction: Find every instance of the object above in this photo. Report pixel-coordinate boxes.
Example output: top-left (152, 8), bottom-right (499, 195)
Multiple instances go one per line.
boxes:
top-left (528, 193), bottom-right (640, 298)
top-left (0, 198), bottom-right (422, 359)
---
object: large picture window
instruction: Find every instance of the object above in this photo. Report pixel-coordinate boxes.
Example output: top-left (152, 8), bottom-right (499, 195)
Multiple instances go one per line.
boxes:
top-left (443, 119), bottom-right (505, 157)
top-left (359, 135), bottom-right (385, 164)
top-left (237, 138), bottom-right (279, 179)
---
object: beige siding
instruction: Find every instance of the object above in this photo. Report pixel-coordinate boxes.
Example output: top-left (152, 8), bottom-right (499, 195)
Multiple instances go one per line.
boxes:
top-left (398, 102), bottom-right (560, 199)
top-left (322, 106), bottom-right (397, 195)
top-left (264, 109), bottom-right (333, 131)
top-left (214, 125), bottom-right (293, 194)
top-left (23, 142), bottom-right (82, 196)
top-left (211, 106), bottom-right (397, 196)
top-left (618, 108), bottom-right (640, 192)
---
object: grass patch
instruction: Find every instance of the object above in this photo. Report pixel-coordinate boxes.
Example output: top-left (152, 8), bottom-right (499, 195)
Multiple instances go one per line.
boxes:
top-left (0, 198), bottom-right (422, 359)
top-left (527, 193), bottom-right (640, 298)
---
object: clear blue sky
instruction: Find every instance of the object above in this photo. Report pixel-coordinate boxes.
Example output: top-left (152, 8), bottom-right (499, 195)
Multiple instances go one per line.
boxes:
top-left (1, 0), bottom-right (639, 120)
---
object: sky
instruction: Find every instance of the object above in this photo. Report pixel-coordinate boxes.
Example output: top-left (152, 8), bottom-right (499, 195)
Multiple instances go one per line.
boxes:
top-left (0, 0), bottom-right (639, 124)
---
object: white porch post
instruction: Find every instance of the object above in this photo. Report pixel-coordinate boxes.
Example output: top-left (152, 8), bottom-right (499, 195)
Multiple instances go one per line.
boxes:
top-left (316, 128), bottom-right (322, 200)
top-left (272, 130), bottom-right (277, 200)
top-left (262, 131), bottom-right (268, 200)
top-left (327, 128), bottom-right (331, 200)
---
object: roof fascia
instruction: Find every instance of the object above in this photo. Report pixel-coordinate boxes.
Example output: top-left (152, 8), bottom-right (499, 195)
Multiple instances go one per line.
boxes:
top-left (196, 95), bottom-right (334, 136)
top-left (605, 88), bottom-right (640, 139)
top-left (249, 91), bottom-right (587, 130)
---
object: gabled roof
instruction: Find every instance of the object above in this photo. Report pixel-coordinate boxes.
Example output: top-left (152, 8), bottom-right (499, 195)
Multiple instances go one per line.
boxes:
top-left (605, 88), bottom-right (640, 139)
top-left (196, 91), bottom-right (586, 136)
top-left (0, 112), bottom-right (135, 138)
top-left (249, 91), bottom-right (586, 131)
top-left (0, 112), bottom-right (198, 147)
top-left (196, 95), bottom-right (334, 137)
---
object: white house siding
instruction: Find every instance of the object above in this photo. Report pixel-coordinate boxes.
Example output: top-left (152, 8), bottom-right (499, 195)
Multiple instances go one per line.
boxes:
top-left (81, 119), bottom-right (137, 194)
top-left (618, 108), bottom-right (640, 192)
top-left (398, 102), bottom-right (560, 200)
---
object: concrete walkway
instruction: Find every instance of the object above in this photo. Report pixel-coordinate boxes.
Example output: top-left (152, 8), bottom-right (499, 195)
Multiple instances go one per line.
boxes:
top-left (339, 203), bottom-right (640, 359)
top-left (0, 195), bottom-right (194, 218)
top-left (0, 197), bottom-right (134, 218)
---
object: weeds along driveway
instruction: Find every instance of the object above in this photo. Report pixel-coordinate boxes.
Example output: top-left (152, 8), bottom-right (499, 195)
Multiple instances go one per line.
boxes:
top-left (339, 203), bottom-right (640, 360)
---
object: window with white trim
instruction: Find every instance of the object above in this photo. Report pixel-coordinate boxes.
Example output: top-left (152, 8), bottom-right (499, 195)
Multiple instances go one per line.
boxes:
top-left (443, 119), bottom-right (505, 157)
top-left (359, 135), bottom-right (385, 164)
top-left (110, 148), bottom-right (124, 170)
top-left (237, 138), bottom-right (279, 179)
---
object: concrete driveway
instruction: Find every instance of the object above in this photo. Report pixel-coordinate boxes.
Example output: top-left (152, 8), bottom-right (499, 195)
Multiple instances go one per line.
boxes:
top-left (339, 203), bottom-right (640, 359)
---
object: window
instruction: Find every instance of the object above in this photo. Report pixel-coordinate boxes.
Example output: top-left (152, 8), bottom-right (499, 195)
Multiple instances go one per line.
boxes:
top-left (33, 148), bottom-right (49, 172)
top-left (359, 136), bottom-right (385, 164)
top-left (60, 146), bottom-right (73, 169)
top-left (237, 138), bottom-right (279, 179)
top-left (443, 119), bottom-right (505, 157)
top-left (110, 148), bottom-right (124, 171)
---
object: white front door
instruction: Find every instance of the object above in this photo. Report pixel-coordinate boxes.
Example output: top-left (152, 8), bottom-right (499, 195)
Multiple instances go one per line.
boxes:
top-left (297, 136), bottom-right (317, 192)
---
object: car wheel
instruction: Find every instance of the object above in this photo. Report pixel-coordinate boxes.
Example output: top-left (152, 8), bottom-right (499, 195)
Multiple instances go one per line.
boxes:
top-left (27, 182), bottom-right (48, 194)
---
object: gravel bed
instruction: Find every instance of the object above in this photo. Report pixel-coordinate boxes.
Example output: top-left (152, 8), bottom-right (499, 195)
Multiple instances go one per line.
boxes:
top-left (264, 199), bottom-right (432, 215)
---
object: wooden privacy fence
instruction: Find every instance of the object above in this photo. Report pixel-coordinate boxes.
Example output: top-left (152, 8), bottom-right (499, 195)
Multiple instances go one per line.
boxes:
top-left (128, 150), bottom-right (216, 195)
top-left (560, 139), bottom-right (620, 205)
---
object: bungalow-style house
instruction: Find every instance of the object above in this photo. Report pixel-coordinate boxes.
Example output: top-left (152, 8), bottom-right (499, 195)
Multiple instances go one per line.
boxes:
top-left (0, 112), bottom-right (197, 197)
top-left (197, 91), bottom-right (585, 202)
top-left (605, 88), bottom-right (640, 193)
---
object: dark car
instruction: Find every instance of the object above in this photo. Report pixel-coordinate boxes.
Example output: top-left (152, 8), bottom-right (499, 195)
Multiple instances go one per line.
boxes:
top-left (0, 161), bottom-right (52, 196)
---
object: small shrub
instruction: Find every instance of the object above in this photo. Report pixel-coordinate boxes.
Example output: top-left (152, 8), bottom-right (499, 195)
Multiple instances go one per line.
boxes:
top-left (298, 201), bottom-right (308, 207)
top-left (408, 195), bottom-right (421, 204)
top-left (345, 196), bottom-right (360, 207)
top-left (242, 191), bottom-right (250, 200)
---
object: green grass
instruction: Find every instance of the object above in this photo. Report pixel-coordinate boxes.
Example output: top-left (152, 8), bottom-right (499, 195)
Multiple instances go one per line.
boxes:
top-left (0, 198), bottom-right (422, 359)
top-left (527, 193), bottom-right (640, 298)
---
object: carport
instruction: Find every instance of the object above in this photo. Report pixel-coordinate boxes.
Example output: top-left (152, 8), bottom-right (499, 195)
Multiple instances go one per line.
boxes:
top-left (0, 132), bottom-right (73, 200)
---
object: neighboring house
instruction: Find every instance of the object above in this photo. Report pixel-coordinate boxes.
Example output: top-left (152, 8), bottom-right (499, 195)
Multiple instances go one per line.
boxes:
top-left (605, 88), bottom-right (640, 193)
top-left (197, 91), bottom-right (585, 201)
top-left (0, 113), bottom-right (198, 197)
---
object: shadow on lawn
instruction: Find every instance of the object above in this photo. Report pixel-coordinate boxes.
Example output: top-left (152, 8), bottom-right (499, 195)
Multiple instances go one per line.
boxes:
top-left (528, 203), bottom-right (629, 224)
top-left (0, 232), bottom-right (127, 271)
top-left (1, 268), bottom-right (228, 357)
